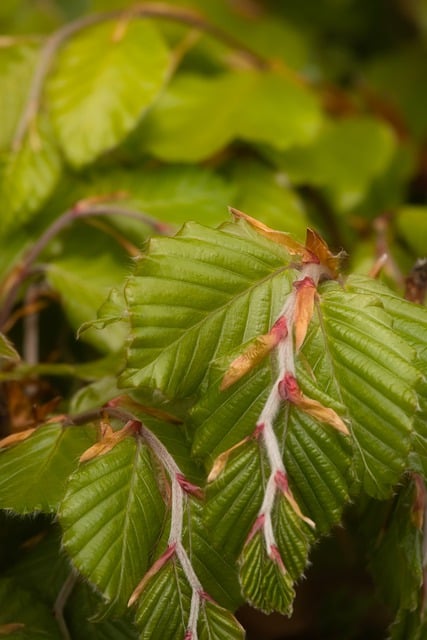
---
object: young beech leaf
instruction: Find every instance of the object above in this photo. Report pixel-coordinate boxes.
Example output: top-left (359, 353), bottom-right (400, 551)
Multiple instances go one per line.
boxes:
top-left (60, 436), bottom-right (165, 615)
top-left (120, 220), bottom-right (297, 397)
top-left (0, 423), bottom-right (96, 514)
top-left (47, 20), bottom-right (171, 167)
top-left (119, 216), bottom-right (427, 618)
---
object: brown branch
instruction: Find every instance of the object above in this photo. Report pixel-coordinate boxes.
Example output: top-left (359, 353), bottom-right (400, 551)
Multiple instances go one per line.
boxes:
top-left (0, 203), bottom-right (170, 330)
top-left (13, 2), bottom-right (267, 150)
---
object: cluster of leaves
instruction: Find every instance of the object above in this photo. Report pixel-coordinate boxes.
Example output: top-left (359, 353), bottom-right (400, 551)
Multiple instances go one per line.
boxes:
top-left (1, 1), bottom-right (427, 638)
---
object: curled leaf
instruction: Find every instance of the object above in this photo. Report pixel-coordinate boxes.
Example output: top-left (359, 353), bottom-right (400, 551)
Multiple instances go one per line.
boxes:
top-left (229, 208), bottom-right (308, 257)
top-left (279, 373), bottom-right (349, 436)
top-left (304, 228), bottom-right (345, 278)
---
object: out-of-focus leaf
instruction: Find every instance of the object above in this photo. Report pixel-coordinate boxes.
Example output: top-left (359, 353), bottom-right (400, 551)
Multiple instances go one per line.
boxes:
top-left (231, 161), bottom-right (307, 240)
top-left (396, 206), bottom-right (427, 258)
top-left (366, 44), bottom-right (427, 139)
top-left (272, 117), bottom-right (396, 211)
top-left (0, 423), bottom-right (96, 514)
top-left (138, 70), bottom-right (322, 161)
top-left (358, 481), bottom-right (423, 614)
top-left (45, 227), bottom-right (129, 353)
top-left (0, 43), bottom-right (39, 152)
top-left (81, 164), bottom-right (235, 235)
top-left (0, 114), bottom-right (62, 235)
top-left (47, 19), bottom-right (171, 167)
top-left (0, 577), bottom-right (61, 639)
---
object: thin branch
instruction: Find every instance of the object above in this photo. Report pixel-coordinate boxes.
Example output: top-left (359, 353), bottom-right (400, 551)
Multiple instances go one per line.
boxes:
top-left (13, 2), bottom-right (266, 150)
top-left (53, 568), bottom-right (79, 640)
top-left (0, 202), bottom-right (170, 330)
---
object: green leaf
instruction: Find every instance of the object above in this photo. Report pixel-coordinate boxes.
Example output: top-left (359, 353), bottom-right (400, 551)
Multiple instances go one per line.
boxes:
top-left (120, 220), bottom-right (295, 397)
top-left (0, 114), bottom-right (62, 235)
top-left (0, 423), bottom-right (96, 514)
top-left (133, 558), bottom-right (191, 639)
top-left (185, 501), bottom-right (243, 610)
top-left (47, 19), bottom-right (171, 167)
top-left (6, 526), bottom-right (140, 639)
top-left (366, 44), bottom-right (427, 139)
top-left (45, 226), bottom-right (129, 352)
top-left (317, 279), bottom-right (420, 498)
top-left (81, 164), bottom-right (235, 233)
top-left (272, 117), bottom-right (397, 211)
top-left (239, 532), bottom-right (295, 615)
top-left (231, 161), bottom-right (308, 240)
top-left (60, 435), bottom-right (165, 614)
top-left (67, 583), bottom-right (140, 640)
top-left (204, 441), bottom-right (264, 556)
top-left (0, 333), bottom-right (20, 363)
top-left (132, 555), bottom-right (243, 640)
top-left (197, 600), bottom-right (244, 640)
top-left (0, 577), bottom-right (62, 639)
top-left (396, 206), bottom-right (427, 257)
top-left (0, 43), bottom-right (39, 152)
top-left (361, 482), bottom-right (423, 613)
top-left (138, 70), bottom-right (322, 162)
top-left (344, 276), bottom-right (427, 477)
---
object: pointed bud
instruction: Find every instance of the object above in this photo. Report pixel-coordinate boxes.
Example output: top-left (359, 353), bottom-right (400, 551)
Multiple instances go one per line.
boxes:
top-left (269, 545), bottom-right (287, 573)
top-left (279, 373), bottom-right (349, 436)
top-left (176, 473), bottom-right (204, 499)
top-left (293, 276), bottom-right (317, 352)
top-left (80, 421), bottom-right (132, 462)
top-left (221, 317), bottom-right (288, 391)
top-left (128, 543), bottom-right (176, 607)
top-left (207, 437), bottom-right (250, 482)
top-left (0, 427), bottom-right (36, 449)
top-left (229, 208), bottom-right (309, 257)
top-left (304, 228), bottom-right (345, 278)
top-left (275, 470), bottom-right (316, 528)
top-left (244, 514), bottom-right (265, 546)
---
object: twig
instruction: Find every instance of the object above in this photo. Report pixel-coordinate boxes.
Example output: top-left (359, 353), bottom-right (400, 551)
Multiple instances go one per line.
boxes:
top-left (0, 203), bottom-right (170, 330)
top-left (13, 2), bottom-right (266, 151)
top-left (53, 568), bottom-right (79, 640)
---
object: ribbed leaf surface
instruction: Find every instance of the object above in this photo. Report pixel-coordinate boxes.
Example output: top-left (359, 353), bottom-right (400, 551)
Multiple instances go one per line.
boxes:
top-left (121, 220), bottom-right (294, 397)
top-left (119, 219), bottom-right (427, 618)
top-left (204, 442), bottom-right (264, 559)
top-left (47, 20), bottom-right (170, 167)
top-left (198, 601), bottom-right (245, 640)
top-left (60, 436), bottom-right (165, 613)
top-left (239, 533), bottom-right (295, 615)
top-left (0, 424), bottom-right (96, 513)
top-left (134, 561), bottom-right (190, 640)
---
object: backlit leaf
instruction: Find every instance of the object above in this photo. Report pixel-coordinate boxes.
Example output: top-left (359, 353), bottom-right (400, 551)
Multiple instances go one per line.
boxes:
top-left (47, 19), bottom-right (171, 167)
